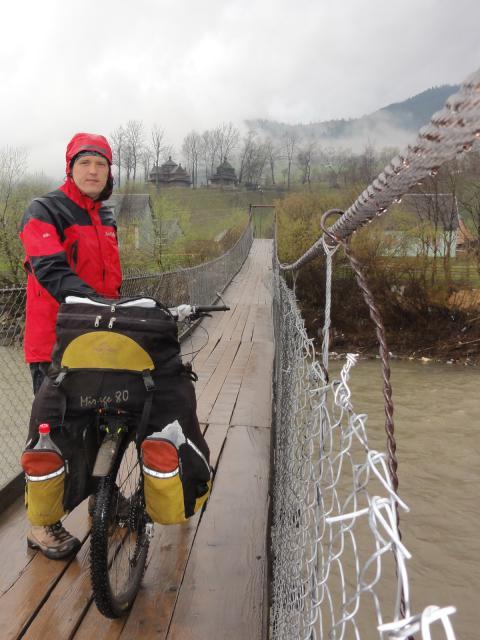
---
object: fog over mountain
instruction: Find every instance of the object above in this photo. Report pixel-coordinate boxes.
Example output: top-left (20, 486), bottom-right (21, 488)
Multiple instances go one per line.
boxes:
top-left (247, 85), bottom-right (460, 152)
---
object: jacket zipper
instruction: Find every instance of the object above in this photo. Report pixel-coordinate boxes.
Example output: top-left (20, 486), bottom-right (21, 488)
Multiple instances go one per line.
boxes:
top-left (56, 313), bottom-right (173, 332)
top-left (69, 240), bottom-right (79, 271)
top-left (90, 206), bottom-right (106, 290)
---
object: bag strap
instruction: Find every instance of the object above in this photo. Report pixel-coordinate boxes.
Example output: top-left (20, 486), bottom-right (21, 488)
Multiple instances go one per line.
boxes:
top-left (135, 370), bottom-right (156, 448)
top-left (53, 368), bottom-right (69, 386)
top-left (136, 394), bottom-right (153, 449)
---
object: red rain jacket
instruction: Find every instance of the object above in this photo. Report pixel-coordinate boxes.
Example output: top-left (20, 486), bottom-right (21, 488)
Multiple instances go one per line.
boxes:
top-left (20, 177), bottom-right (122, 363)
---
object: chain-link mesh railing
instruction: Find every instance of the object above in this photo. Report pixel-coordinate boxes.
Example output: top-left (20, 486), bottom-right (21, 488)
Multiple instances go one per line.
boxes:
top-left (0, 287), bottom-right (33, 492)
top-left (0, 218), bottom-right (253, 495)
top-left (269, 64), bottom-right (479, 640)
top-left (270, 248), bottom-right (457, 639)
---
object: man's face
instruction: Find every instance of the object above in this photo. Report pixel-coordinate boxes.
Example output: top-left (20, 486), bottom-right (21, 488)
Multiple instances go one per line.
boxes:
top-left (71, 154), bottom-right (109, 199)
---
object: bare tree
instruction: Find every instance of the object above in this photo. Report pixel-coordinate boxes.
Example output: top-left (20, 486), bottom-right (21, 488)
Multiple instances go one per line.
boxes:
top-left (321, 146), bottom-right (350, 188)
top-left (201, 130), bottom-right (221, 183)
top-left (282, 131), bottom-right (298, 190)
top-left (359, 141), bottom-right (377, 184)
top-left (141, 147), bottom-right (154, 182)
top-left (456, 151), bottom-right (480, 272)
top-left (238, 131), bottom-right (267, 186)
top-left (216, 122), bottom-right (239, 162)
top-left (264, 137), bottom-right (279, 186)
top-left (409, 172), bottom-right (459, 286)
top-left (125, 120), bottom-right (144, 182)
top-left (150, 125), bottom-right (165, 186)
top-left (0, 147), bottom-right (28, 281)
top-left (182, 131), bottom-right (201, 188)
top-left (110, 126), bottom-right (125, 188)
top-left (297, 140), bottom-right (316, 189)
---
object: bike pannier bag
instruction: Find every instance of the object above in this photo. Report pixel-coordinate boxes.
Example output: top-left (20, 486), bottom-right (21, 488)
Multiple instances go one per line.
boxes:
top-left (20, 449), bottom-right (66, 526)
top-left (141, 420), bottom-right (212, 525)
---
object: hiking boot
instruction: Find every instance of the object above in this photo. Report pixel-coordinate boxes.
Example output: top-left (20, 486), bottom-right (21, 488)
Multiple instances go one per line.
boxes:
top-left (27, 522), bottom-right (81, 560)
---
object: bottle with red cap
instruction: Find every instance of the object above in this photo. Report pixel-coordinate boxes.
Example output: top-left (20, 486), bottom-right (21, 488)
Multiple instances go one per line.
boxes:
top-left (34, 423), bottom-right (62, 455)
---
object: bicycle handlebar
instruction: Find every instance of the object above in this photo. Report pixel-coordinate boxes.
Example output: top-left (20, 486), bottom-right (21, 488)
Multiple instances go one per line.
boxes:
top-left (64, 296), bottom-right (230, 320)
top-left (192, 305), bottom-right (230, 313)
top-left (168, 303), bottom-right (230, 321)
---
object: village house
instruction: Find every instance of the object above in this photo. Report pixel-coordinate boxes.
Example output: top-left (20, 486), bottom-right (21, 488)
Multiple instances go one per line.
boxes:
top-left (381, 193), bottom-right (461, 258)
top-left (209, 157), bottom-right (238, 188)
top-left (148, 157), bottom-right (192, 188)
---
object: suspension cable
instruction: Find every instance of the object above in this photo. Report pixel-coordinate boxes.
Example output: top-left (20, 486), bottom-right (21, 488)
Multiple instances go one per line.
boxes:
top-left (280, 67), bottom-right (480, 272)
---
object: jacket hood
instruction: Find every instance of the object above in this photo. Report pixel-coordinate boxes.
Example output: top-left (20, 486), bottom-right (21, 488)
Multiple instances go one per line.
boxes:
top-left (65, 133), bottom-right (114, 200)
top-left (65, 133), bottom-right (113, 174)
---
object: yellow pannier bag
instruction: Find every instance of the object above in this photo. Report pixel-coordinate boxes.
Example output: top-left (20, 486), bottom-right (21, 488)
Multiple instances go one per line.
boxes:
top-left (141, 420), bottom-right (212, 525)
top-left (20, 449), bottom-right (66, 526)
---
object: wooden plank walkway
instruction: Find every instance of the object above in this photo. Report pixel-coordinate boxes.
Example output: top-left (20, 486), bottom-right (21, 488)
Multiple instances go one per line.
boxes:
top-left (0, 239), bottom-right (274, 640)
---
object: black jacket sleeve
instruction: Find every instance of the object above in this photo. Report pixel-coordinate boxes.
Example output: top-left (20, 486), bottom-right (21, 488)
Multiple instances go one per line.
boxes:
top-left (20, 200), bottom-right (97, 303)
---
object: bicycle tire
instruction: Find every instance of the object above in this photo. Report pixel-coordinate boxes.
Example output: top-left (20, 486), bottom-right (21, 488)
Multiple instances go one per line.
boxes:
top-left (90, 435), bottom-right (150, 618)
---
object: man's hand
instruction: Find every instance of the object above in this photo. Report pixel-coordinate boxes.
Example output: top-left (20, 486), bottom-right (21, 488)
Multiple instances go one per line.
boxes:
top-left (175, 304), bottom-right (193, 322)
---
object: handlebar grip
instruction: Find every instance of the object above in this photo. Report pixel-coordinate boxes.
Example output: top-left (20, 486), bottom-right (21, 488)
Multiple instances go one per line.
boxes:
top-left (194, 305), bottom-right (230, 313)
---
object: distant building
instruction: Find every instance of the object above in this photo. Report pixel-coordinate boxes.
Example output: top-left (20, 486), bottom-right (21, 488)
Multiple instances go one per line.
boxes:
top-left (380, 193), bottom-right (460, 258)
top-left (104, 193), bottom-right (153, 250)
top-left (104, 193), bottom-right (183, 251)
top-left (148, 156), bottom-right (192, 187)
top-left (209, 157), bottom-right (238, 188)
top-left (456, 217), bottom-right (476, 253)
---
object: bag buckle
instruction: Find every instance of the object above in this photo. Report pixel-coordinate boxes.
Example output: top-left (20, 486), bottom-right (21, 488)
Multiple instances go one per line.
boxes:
top-left (142, 370), bottom-right (155, 391)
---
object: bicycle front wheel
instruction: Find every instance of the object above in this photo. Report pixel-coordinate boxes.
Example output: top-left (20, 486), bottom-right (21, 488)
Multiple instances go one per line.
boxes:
top-left (90, 436), bottom-right (151, 618)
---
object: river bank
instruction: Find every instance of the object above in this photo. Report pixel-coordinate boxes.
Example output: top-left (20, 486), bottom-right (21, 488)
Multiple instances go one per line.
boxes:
top-left (326, 322), bottom-right (480, 366)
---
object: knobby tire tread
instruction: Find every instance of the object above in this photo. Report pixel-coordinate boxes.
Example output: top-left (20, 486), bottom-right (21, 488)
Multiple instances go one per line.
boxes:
top-left (90, 439), bottom-right (149, 619)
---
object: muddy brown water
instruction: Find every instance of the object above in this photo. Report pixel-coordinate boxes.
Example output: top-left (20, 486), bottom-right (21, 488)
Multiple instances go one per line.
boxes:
top-left (329, 357), bottom-right (479, 639)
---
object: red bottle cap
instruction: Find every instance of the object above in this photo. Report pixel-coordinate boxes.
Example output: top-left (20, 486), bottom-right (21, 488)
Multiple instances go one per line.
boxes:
top-left (38, 423), bottom-right (51, 434)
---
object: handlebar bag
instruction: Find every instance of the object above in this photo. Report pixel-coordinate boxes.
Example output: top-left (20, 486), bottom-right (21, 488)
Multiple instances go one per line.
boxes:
top-left (48, 300), bottom-right (182, 414)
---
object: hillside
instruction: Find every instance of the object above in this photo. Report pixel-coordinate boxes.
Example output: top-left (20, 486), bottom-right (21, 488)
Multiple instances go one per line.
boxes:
top-left (247, 84), bottom-right (460, 149)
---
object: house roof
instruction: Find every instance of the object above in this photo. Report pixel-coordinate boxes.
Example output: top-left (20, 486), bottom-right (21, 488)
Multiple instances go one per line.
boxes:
top-left (160, 156), bottom-right (178, 172)
top-left (400, 193), bottom-right (460, 232)
top-left (211, 156), bottom-right (237, 183)
top-left (103, 194), bottom-right (152, 224)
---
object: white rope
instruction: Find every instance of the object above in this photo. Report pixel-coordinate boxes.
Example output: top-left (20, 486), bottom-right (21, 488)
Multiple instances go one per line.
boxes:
top-left (321, 236), bottom-right (339, 373)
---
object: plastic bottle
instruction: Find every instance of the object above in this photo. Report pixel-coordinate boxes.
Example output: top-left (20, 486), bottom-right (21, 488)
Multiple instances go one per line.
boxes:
top-left (34, 423), bottom-right (62, 454)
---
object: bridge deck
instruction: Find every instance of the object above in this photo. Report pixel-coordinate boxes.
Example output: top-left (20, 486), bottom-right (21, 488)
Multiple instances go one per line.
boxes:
top-left (0, 239), bottom-right (274, 640)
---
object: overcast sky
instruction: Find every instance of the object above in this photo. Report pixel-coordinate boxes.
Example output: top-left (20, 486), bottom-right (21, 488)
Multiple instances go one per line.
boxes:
top-left (1, 0), bottom-right (479, 179)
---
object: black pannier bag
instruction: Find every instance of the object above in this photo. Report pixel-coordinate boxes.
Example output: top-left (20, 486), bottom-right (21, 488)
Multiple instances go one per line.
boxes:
top-left (31, 296), bottom-right (210, 518)
top-left (48, 297), bottom-right (182, 416)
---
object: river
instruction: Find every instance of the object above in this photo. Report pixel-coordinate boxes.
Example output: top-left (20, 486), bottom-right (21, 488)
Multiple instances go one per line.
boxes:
top-left (332, 357), bottom-right (479, 639)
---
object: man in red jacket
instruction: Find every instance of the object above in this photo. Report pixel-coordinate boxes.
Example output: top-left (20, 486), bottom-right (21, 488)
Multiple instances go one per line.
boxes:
top-left (20, 132), bottom-right (122, 558)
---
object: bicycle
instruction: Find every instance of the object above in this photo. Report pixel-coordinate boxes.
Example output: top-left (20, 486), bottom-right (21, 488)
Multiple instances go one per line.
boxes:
top-left (65, 299), bottom-right (230, 618)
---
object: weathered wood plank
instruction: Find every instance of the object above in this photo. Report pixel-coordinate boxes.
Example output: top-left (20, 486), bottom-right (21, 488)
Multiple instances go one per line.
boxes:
top-left (207, 341), bottom-right (253, 425)
top-left (196, 340), bottom-right (240, 423)
top-left (0, 502), bottom-right (90, 639)
top-left (23, 539), bottom-right (96, 640)
top-left (193, 340), bottom-right (229, 397)
top-left (252, 304), bottom-right (273, 343)
top-left (166, 425), bottom-right (271, 640)
top-left (241, 304), bottom-right (257, 342)
top-left (231, 342), bottom-right (274, 428)
top-left (0, 495), bottom-right (33, 597)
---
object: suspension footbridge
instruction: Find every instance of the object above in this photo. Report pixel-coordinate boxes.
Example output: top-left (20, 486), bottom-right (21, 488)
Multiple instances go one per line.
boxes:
top-left (1, 68), bottom-right (480, 639)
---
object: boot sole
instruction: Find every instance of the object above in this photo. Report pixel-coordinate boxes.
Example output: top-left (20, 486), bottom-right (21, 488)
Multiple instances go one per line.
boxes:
top-left (27, 536), bottom-right (81, 560)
